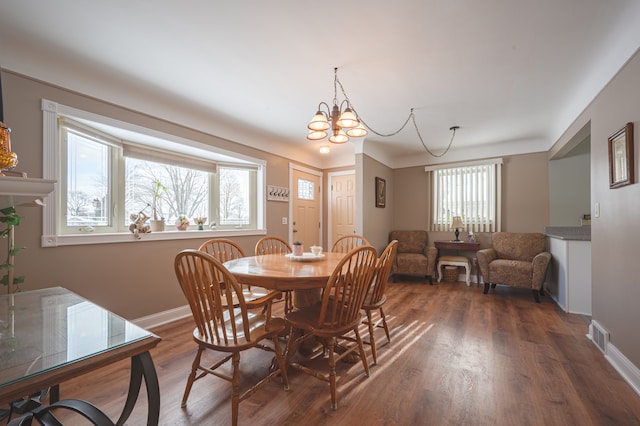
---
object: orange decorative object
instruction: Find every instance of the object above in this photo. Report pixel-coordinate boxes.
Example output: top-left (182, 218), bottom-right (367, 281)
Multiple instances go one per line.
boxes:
top-left (0, 121), bottom-right (18, 174)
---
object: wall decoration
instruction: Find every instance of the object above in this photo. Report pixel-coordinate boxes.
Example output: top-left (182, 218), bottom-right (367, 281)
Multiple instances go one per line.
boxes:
top-left (375, 177), bottom-right (386, 208)
top-left (608, 122), bottom-right (634, 189)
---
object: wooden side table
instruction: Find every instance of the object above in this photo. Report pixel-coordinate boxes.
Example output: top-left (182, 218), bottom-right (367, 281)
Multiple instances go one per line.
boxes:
top-left (434, 240), bottom-right (481, 284)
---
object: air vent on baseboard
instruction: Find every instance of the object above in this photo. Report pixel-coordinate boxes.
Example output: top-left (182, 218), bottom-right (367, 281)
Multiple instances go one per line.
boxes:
top-left (589, 320), bottom-right (610, 354)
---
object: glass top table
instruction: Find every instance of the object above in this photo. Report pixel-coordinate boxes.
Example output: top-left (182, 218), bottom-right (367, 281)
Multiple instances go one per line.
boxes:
top-left (0, 287), bottom-right (161, 425)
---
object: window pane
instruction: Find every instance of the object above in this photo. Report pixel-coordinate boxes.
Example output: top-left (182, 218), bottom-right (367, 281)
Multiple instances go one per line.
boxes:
top-left (298, 178), bottom-right (315, 200)
top-left (219, 167), bottom-right (250, 226)
top-left (66, 131), bottom-right (110, 226)
top-left (125, 158), bottom-right (209, 226)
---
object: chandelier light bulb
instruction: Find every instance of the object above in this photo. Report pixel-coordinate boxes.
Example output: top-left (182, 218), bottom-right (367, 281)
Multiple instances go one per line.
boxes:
top-left (307, 130), bottom-right (328, 140)
top-left (307, 111), bottom-right (330, 131)
top-left (346, 122), bottom-right (368, 138)
top-left (336, 108), bottom-right (358, 128)
top-left (328, 129), bottom-right (348, 144)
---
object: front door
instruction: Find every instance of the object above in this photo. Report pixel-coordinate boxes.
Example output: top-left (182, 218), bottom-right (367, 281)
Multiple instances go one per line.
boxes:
top-left (291, 169), bottom-right (321, 248)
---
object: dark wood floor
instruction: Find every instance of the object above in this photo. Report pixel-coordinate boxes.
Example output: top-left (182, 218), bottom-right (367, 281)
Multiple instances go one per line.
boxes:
top-left (54, 279), bottom-right (640, 425)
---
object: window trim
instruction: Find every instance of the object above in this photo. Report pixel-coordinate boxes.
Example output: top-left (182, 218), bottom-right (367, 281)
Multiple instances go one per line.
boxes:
top-left (41, 99), bottom-right (266, 247)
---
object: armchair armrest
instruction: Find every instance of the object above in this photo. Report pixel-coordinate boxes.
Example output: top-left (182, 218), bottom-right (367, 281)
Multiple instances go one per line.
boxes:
top-left (425, 246), bottom-right (438, 272)
top-left (476, 248), bottom-right (497, 283)
top-left (531, 252), bottom-right (552, 290)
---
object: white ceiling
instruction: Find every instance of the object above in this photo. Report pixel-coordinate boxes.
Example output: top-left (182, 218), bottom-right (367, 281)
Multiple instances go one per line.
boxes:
top-left (2, 1), bottom-right (640, 169)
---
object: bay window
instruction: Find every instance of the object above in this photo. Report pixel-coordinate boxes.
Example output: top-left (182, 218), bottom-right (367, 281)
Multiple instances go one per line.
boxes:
top-left (42, 99), bottom-right (264, 246)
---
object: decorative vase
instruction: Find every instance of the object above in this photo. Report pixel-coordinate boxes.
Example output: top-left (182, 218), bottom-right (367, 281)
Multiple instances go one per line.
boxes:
top-left (293, 244), bottom-right (303, 256)
top-left (0, 121), bottom-right (18, 175)
top-left (175, 216), bottom-right (189, 231)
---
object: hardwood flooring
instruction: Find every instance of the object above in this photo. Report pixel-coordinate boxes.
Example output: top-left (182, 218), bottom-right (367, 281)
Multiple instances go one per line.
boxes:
top-left (53, 280), bottom-right (640, 425)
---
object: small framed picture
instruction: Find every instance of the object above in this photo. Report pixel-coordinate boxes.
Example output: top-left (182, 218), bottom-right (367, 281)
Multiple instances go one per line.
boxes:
top-left (375, 177), bottom-right (386, 208)
top-left (608, 122), bottom-right (634, 189)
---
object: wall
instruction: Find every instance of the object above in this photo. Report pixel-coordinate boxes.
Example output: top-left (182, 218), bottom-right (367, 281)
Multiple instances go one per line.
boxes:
top-left (1, 71), bottom-right (299, 320)
top-left (361, 154), bottom-right (393, 253)
top-left (548, 137), bottom-right (591, 226)
top-left (391, 152), bottom-right (550, 248)
top-left (550, 48), bottom-right (640, 370)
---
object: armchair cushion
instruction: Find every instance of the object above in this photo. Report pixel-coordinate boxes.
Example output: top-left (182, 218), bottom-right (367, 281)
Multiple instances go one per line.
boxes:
top-left (389, 230), bottom-right (438, 283)
top-left (477, 232), bottom-right (551, 302)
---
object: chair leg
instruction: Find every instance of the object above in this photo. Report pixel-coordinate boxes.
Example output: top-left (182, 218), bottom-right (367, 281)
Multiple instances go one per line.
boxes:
top-left (533, 290), bottom-right (541, 303)
top-left (379, 307), bottom-right (390, 343)
top-left (327, 337), bottom-right (338, 411)
top-left (366, 309), bottom-right (377, 365)
top-left (272, 335), bottom-right (290, 390)
top-left (231, 352), bottom-right (241, 426)
top-left (353, 327), bottom-right (370, 378)
top-left (181, 346), bottom-right (204, 407)
top-left (483, 283), bottom-right (490, 294)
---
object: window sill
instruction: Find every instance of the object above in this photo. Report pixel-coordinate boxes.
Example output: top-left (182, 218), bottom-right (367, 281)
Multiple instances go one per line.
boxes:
top-left (42, 228), bottom-right (267, 247)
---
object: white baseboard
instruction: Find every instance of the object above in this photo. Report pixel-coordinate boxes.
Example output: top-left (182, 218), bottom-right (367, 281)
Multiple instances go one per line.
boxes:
top-left (588, 321), bottom-right (640, 397)
top-left (133, 304), bottom-right (192, 330)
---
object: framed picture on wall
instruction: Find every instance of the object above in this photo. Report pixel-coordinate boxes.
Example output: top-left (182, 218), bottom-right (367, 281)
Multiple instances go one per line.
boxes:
top-left (608, 122), bottom-right (634, 189)
top-left (375, 177), bottom-right (386, 208)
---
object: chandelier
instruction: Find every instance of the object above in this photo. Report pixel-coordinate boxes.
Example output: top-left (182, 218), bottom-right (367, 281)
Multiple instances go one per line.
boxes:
top-left (306, 68), bottom-right (368, 144)
top-left (306, 67), bottom-right (458, 157)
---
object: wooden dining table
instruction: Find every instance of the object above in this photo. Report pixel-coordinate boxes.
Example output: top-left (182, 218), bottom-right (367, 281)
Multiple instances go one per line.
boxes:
top-left (223, 252), bottom-right (345, 308)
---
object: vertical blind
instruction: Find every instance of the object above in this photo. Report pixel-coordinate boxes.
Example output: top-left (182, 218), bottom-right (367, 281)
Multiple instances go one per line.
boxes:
top-left (426, 159), bottom-right (502, 233)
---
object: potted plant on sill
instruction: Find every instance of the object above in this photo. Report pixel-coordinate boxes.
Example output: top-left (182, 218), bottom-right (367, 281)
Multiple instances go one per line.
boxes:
top-left (149, 180), bottom-right (166, 232)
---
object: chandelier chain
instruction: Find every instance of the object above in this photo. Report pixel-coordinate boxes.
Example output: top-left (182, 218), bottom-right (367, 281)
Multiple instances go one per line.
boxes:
top-left (335, 71), bottom-right (455, 157)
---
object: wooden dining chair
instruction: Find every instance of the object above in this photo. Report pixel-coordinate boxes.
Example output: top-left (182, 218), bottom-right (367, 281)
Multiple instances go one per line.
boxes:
top-left (362, 239), bottom-right (398, 365)
top-left (199, 238), bottom-right (278, 304)
top-left (255, 235), bottom-right (292, 256)
top-left (174, 249), bottom-right (289, 426)
top-left (331, 234), bottom-right (371, 253)
top-left (285, 245), bottom-right (378, 410)
top-left (254, 235), bottom-right (294, 312)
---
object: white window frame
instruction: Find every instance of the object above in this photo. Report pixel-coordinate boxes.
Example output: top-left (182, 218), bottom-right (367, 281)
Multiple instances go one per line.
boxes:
top-left (41, 99), bottom-right (266, 247)
top-left (425, 158), bottom-right (502, 233)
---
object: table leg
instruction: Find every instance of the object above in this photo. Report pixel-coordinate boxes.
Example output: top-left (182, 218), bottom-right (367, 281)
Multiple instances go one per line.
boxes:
top-left (115, 351), bottom-right (160, 426)
top-left (293, 288), bottom-right (322, 308)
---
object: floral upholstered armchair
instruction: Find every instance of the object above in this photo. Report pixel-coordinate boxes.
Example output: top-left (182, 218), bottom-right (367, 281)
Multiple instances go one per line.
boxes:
top-left (476, 232), bottom-right (551, 303)
top-left (389, 230), bottom-right (438, 284)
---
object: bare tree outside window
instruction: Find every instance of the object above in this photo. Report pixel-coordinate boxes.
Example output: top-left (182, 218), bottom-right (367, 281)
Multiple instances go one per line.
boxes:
top-left (125, 159), bottom-right (209, 225)
top-left (219, 168), bottom-right (248, 225)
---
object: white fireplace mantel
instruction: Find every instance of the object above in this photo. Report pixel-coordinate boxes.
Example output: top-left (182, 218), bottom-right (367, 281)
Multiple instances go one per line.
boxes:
top-left (0, 176), bottom-right (56, 207)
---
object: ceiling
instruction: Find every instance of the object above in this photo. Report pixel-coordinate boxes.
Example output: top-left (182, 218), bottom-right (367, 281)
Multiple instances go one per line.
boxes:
top-left (2, 1), bottom-right (640, 169)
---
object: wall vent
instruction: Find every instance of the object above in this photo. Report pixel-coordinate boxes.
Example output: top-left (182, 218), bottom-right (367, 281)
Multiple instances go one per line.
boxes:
top-left (589, 320), bottom-right (609, 354)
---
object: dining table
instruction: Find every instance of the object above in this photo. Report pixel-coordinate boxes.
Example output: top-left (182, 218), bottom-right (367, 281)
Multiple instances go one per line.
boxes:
top-left (223, 251), bottom-right (345, 309)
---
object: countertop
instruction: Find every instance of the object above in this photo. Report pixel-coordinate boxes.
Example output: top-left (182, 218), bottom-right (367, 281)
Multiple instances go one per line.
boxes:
top-left (544, 226), bottom-right (591, 241)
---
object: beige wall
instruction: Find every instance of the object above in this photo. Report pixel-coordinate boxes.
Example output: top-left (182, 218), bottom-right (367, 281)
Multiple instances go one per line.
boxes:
top-left (588, 50), bottom-right (640, 367)
top-left (391, 152), bottom-right (551, 248)
top-left (361, 154), bottom-right (393, 253)
top-left (1, 71), bottom-right (298, 319)
top-left (549, 47), bottom-right (640, 369)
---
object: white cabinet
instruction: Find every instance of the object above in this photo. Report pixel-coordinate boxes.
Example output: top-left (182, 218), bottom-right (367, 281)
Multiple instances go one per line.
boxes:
top-left (545, 237), bottom-right (591, 315)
